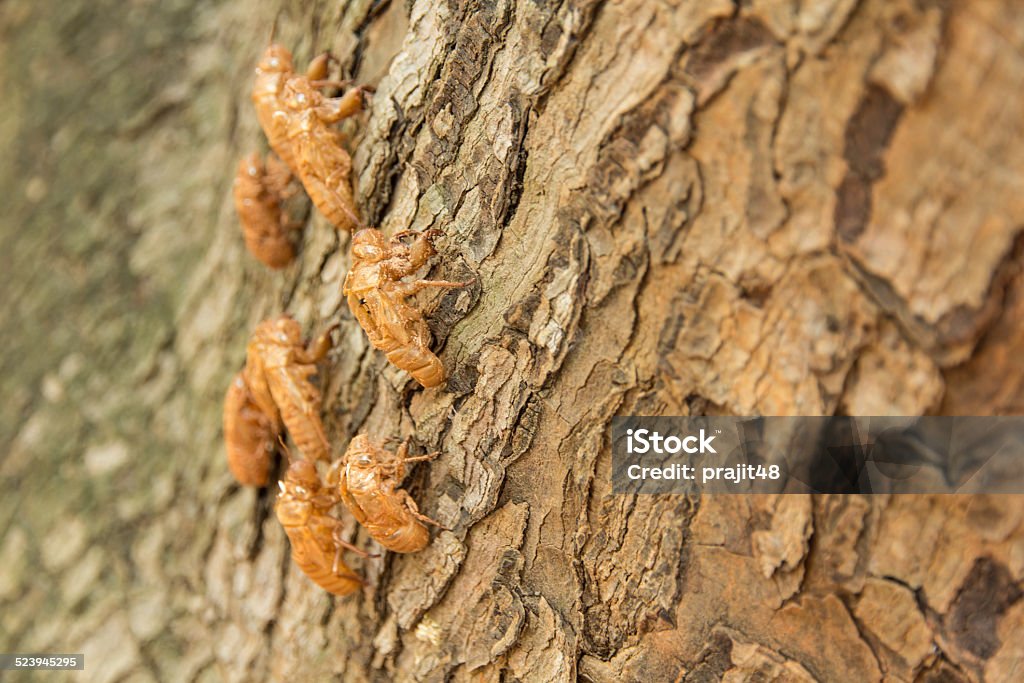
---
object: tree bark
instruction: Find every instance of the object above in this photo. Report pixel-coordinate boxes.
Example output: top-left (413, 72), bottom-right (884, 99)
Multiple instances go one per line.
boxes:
top-left (2, 0), bottom-right (1023, 681)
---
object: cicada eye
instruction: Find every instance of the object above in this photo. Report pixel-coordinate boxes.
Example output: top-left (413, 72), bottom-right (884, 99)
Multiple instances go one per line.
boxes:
top-left (357, 455), bottom-right (372, 466)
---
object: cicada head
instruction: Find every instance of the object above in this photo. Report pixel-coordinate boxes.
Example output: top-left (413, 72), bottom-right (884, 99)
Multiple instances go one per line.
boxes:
top-left (351, 229), bottom-right (387, 263)
top-left (236, 152), bottom-right (264, 182)
top-left (285, 459), bottom-right (320, 491)
top-left (257, 43), bottom-right (295, 75)
top-left (271, 316), bottom-right (303, 346)
top-left (346, 434), bottom-right (376, 469)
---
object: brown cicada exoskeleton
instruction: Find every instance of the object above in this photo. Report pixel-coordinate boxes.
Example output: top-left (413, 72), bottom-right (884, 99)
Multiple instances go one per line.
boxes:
top-left (222, 371), bottom-right (280, 487)
top-left (278, 76), bottom-right (368, 232)
top-left (327, 434), bottom-right (441, 553)
top-left (247, 316), bottom-right (335, 462)
top-left (251, 44), bottom-right (344, 174)
top-left (233, 152), bottom-right (299, 269)
top-left (344, 228), bottom-right (468, 388)
top-left (276, 459), bottom-right (367, 596)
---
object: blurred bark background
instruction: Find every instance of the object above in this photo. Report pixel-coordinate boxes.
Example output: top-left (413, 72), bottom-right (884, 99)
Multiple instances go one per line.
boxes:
top-left (1, 0), bottom-right (1023, 681)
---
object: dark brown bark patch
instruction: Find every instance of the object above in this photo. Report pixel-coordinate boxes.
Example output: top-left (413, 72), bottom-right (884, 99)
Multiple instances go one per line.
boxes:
top-left (835, 85), bottom-right (904, 242)
top-left (683, 17), bottom-right (775, 84)
top-left (945, 557), bottom-right (1023, 659)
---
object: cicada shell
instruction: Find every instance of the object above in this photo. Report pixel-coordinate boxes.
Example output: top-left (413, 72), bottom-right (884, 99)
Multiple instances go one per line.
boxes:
top-left (343, 228), bottom-right (468, 387)
top-left (276, 460), bottom-right (363, 596)
top-left (247, 316), bottom-right (335, 462)
top-left (251, 45), bottom-right (333, 173)
top-left (279, 77), bottom-right (367, 232)
top-left (233, 152), bottom-right (297, 269)
top-left (222, 372), bottom-right (280, 487)
top-left (242, 330), bottom-right (280, 429)
top-left (328, 434), bottom-right (440, 553)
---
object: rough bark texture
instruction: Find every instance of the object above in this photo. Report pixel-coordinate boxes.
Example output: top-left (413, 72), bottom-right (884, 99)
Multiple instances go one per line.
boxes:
top-left (2, 0), bottom-right (1023, 681)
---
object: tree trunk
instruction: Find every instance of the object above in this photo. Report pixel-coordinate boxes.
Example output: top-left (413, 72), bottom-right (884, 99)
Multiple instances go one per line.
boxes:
top-left (2, 0), bottom-right (1023, 681)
